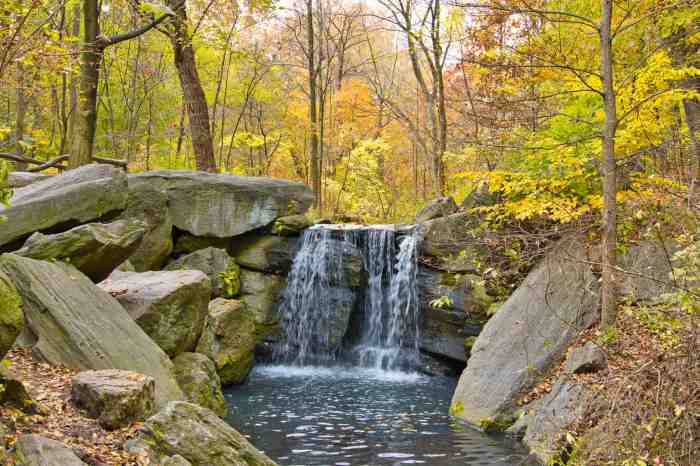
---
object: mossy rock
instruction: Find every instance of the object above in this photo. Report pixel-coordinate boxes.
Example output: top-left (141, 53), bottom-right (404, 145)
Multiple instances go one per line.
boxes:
top-left (271, 214), bottom-right (312, 236)
top-left (172, 353), bottom-right (227, 417)
top-left (0, 365), bottom-right (37, 414)
top-left (0, 271), bottom-right (23, 359)
top-left (173, 234), bottom-right (230, 255)
top-left (165, 247), bottom-right (240, 298)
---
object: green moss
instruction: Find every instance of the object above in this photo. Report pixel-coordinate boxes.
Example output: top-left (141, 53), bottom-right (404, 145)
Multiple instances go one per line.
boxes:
top-left (449, 400), bottom-right (464, 416)
top-left (464, 336), bottom-right (478, 350)
top-left (0, 273), bottom-right (23, 358)
top-left (174, 234), bottom-right (229, 255)
top-left (219, 260), bottom-right (241, 298)
top-left (478, 416), bottom-right (513, 432)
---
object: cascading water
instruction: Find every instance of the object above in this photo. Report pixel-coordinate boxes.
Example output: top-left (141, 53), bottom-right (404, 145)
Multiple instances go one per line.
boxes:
top-left (276, 224), bottom-right (421, 371)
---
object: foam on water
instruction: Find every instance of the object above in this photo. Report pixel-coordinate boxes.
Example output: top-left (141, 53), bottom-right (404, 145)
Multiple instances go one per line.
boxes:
top-left (256, 364), bottom-right (427, 384)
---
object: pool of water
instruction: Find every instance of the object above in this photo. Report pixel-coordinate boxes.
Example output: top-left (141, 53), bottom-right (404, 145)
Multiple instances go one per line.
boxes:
top-left (224, 365), bottom-right (524, 466)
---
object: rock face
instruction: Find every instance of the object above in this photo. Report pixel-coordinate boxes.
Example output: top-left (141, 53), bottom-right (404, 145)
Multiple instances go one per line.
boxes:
top-left (414, 197), bottom-right (458, 223)
top-left (0, 164), bottom-right (127, 248)
top-left (0, 254), bottom-right (183, 406)
top-left (7, 172), bottom-right (50, 188)
top-left (271, 214), bottom-right (312, 236)
top-left (137, 401), bottom-right (277, 466)
top-left (128, 170), bottom-right (313, 238)
top-left (71, 369), bottom-right (155, 430)
top-left (0, 271), bottom-right (23, 358)
top-left (229, 235), bottom-right (298, 274)
top-left (238, 269), bottom-right (286, 326)
top-left (419, 213), bottom-right (488, 272)
top-left (14, 434), bottom-right (87, 466)
top-left (99, 270), bottom-right (211, 358)
top-left (565, 341), bottom-right (607, 374)
top-left (450, 237), bottom-right (599, 428)
top-left (165, 248), bottom-right (240, 298)
top-left (172, 352), bottom-right (227, 417)
top-left (0, 365), bottom-right (37, 413)
top-left (619, 240), bottom-right (678, 302)
top-left (118, 183), bottom-right (174, 271)
top-left (173, 234), bottom-right (230, 255)
top-left (196, 299), bottom-right (257, 385)
top-left (16, 220), bottom-right (145, 282)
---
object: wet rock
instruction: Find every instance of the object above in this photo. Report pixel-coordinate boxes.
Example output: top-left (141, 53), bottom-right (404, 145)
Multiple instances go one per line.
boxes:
top-left (16, 220), bottom-right (145, 282)
top-left (14, 434), bottom-right (87, 466)
top-left (172, 352), bottom-right (227, 417)
top-left (238, 269), bottom-right (286, 326)
top-left (271, 214), bottom-right (313, 236)
top-left (7, 172), bottom-right (50, 188)
top-left (229, 235), bottom-right (298, 275)
top-left (71, 369), bottom-right (156, 430)
top-left (165, 247), bottom-right (240, 298)
top-left (99, 270), bottom-right (211, 358)
top-left (0, 271), bottom-right (23, 358)
top-left (565, 341), bottom-right (607, 374)
top-left (414, 197), bottom-right (458, 223)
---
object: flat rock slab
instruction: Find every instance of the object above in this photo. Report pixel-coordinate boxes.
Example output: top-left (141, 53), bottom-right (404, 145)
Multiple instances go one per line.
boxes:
top-left (71, 369), bottom-right (155, 430)
top-left (137, 401), bottom-right (277, 466)
top-left (173, 352), bottom-right (227, 417)
top-left (451, 236), bottom-right (599, 427)
top-left (0, 254), bottom-right (183, 407)
top-left (271, 215), bottom-right (312, 236)
top-left (14, 434), bottom-right (87, 466)
top-left (128, 170), bottom-right (313, 238)
top-left (229, 235), bottom-right (298, 274)
top-left (16, 220), bottom-right (145, 282)
top-left (0, 164), bottom-right (127, 248)
top-left (7, 172), bottom-right (51, 188)
top-left (165, 247), bottom-right (240, 298)
top-left (99, 270), bottom-right (211, 358)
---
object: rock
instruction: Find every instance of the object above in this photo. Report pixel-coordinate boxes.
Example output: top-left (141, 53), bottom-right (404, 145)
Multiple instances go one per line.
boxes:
top-left (0, 164), bottom-right (127, 249)
top-left (0, 271), bottom-right (23, 358)
top-left (461, 181), bottom-right (498, 210)
top-left (165, 248), bottom-right (240, 298)
top-left (137, 401), bottom-right (277, 466)
top-left (118, 183), bottom-right (174, 271)
top-left (163, 455), bottom-right (193, 466)
top-left (128, 170), bottom-right (313, 238)
top-left (417, 352), bottom-right (463, 377)
top-left (98, 270), bottom-right (211, 358)
top-left (271, 214), bottom-right (312, 236)
top-left (15, 220), bottom-right (146, 282)
top-left (71, 369), bottom-right (155, 430)
top-left (172, 352), bottom-right (227, 417)
top-left (619, 240), bottom-right (678, 302)
top-left (0, 365), bottom-right (37, 413)
top-left (565, 341), bottom-right (607, 374)
top-left (173, 233), bottom-right (230, 255)
top-left (0, 254), bottom-right (183, 406)
top-left (229, 235), bottom-right (297, 274)
top-left (414, 197), bottom-right (458, 223)
top-left (7, 172), bottom-right (50, 188)
top-left (419, 213), bottom-right (489, 272)
top-left (196, 299), bottom-right (257, 385)
top-left (0, 420), bottom-right (10, 463)
top-left (238, 269), bottom-right (286, 326)
top-left (450, 237), bottom-right (599, 428)
top-left (14, 434), bottom-right (87, 466)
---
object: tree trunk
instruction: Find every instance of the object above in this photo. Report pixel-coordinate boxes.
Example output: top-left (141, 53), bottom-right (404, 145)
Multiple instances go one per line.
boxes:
top-left (14, 65), bottom-right (27, 170)
top-left (306, 0), bottom-right (321, 209)
top-left (600, 0), bottom-right (618, 328)
top-left (168, 1), bottom-right (217, 173)
top-left (684, 94), bottom-right (700, 170)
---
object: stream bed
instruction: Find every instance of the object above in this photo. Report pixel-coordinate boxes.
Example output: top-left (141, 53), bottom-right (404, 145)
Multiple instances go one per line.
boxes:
top-left (225, 365), bottom-right (525, 466)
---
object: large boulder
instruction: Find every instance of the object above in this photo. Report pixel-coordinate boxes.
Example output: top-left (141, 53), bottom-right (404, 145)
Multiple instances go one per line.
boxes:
top-left (7, 172), bottom-right (50, 189)
top-left (128, 170), bottom-right (313, 238)
top-left (118, 183), bottom-right (174, 271)
top-left (419, 213), bottom-right (489, 272)
top-left (99, 271), bottom-right (211, 358)
top-left (618, 240), bottom-right (678, 302)
top-left (0, 164), bottom-right (127, 249)
top-left (196, 299), bottom-right (257, 385)
top-left (271, 214), bottom-right (312, 236)
top-left (15, 220), bottom-right (145, 282)
top-left (14, 435), bottom-right (87, 466)
top-left (0, 271), bottom-right (23, 358)
top-left (71, 369), bottom-right (156, 430)
top-left (0, 254), bottom-right (183, 406)
top-left (165, 248), bottom-right (240, 298)
top-left (414, 197), bottom-right (458, 223)
top-left (0, 365), bottom-right (37, 413)
top-left (137, 401), bottom-right (277, 466)
top-left (229, 235), bottom-right (298, 274)
top-left (450, 237), bottom-right (599, 428)
top-left (172, 352), bottom-right (227, 417)
top-left (238, 269), bottom-right (286, 326)
top-left (564, 341), bottom-right (607, 374)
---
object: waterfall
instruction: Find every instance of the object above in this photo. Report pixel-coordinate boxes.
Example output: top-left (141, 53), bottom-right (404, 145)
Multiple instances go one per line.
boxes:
top-left (276, 224), bottom-right (421, 371)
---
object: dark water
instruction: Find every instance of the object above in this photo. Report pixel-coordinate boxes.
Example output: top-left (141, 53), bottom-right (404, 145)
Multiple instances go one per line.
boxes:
top-left (224, 365), bottom-right (524, 466)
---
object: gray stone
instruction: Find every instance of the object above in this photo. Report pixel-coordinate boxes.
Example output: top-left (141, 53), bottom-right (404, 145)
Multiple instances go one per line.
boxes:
top-left (0, 164), bottom-right (127, 248)
top-left (239, 269), bottom-right (286, 326)
top-left (419, 213), bottom-right (489, 272)
top-left (128, 170), bottom-right (313, 238)
top-left (99, 270), bottom-right (211, 358)
top-left (7, 172), bottom-right (50, 189)
top-left (619, 240), bottom-right (678, 302)
top-left (173, 233), bottom-right (230, 255)
top-left (0, 271), bottom-right (23, 358)
top-left (461, 181), bottom-right (498, 210)
top-left (271, 214), bottom-right (312, 236)
top-left (195, 299), bottom-right (257, 385)
top-left (14, 434), bottom-right (87, 466)
top-left (450, 237), bottom-right (599, 428)
top-left (172, 352), bottom-right (227, 417)
top-left (71, 369), bottom-right (156, 430)
top-left (0, 254), bottom-right (184, 407)
top-left (16, 220), bottom-right (146, 282)
top-left (118, 183), bottom-right (174, 271)
top-left (165, 247), bottom-right (240, 298)
top-left (414, 197), bottom-right (458, 223)
top-left (137, 401), bottom-right (277, 466)
top-left (0, 365), bottom-right (37, 413)
top-left (229, 235), bottom-right (298, 274)
top-left (565, 341), bottom-right (607, 374)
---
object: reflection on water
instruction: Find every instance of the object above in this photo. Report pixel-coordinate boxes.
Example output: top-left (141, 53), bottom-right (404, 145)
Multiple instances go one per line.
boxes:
top-left (224, 365), bottom-right (525, 465)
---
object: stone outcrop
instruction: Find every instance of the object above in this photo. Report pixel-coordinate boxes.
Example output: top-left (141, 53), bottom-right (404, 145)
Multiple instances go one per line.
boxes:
top-left (618, 240), bottom-right (678, 302)
top-left (7, 172), bottom-right (50, 188)
top-left (128, 170), bottom-right (313, 238)
top-left (238, 269), bottom-right (286, 327)
top-left (564, 341), bottom-right (607, 374)
top-left (450, 237), bottom-right (599, 428)
top-left (196, 299), bottom-right (257, 385)
top-left (137, 401), bottom-right (277, 466)
top-left (16, 220), bottom-right (145, 282)
top-left (0, 271), bottom-right (23, 358)
top-left (14, 434), bottom-right (87, 466)
top-left (230, 235), bottom-right (298, 274)
top-left (419, 213), bottom-right (488, 272)
top-left (172, 352), bottom-right (227, 417)
top-left (165, 247), bottom-right (240, 298)
top-left (271, 214), bottom-right (312, 236)
top-left (414, 197), bottom-right (458, 223)
top-left (0, 254), bottom-right (183, 406)
top-left (0, 164), bottom-right (127, 249)
top-left (99, 270), bottom-right (211, 358)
